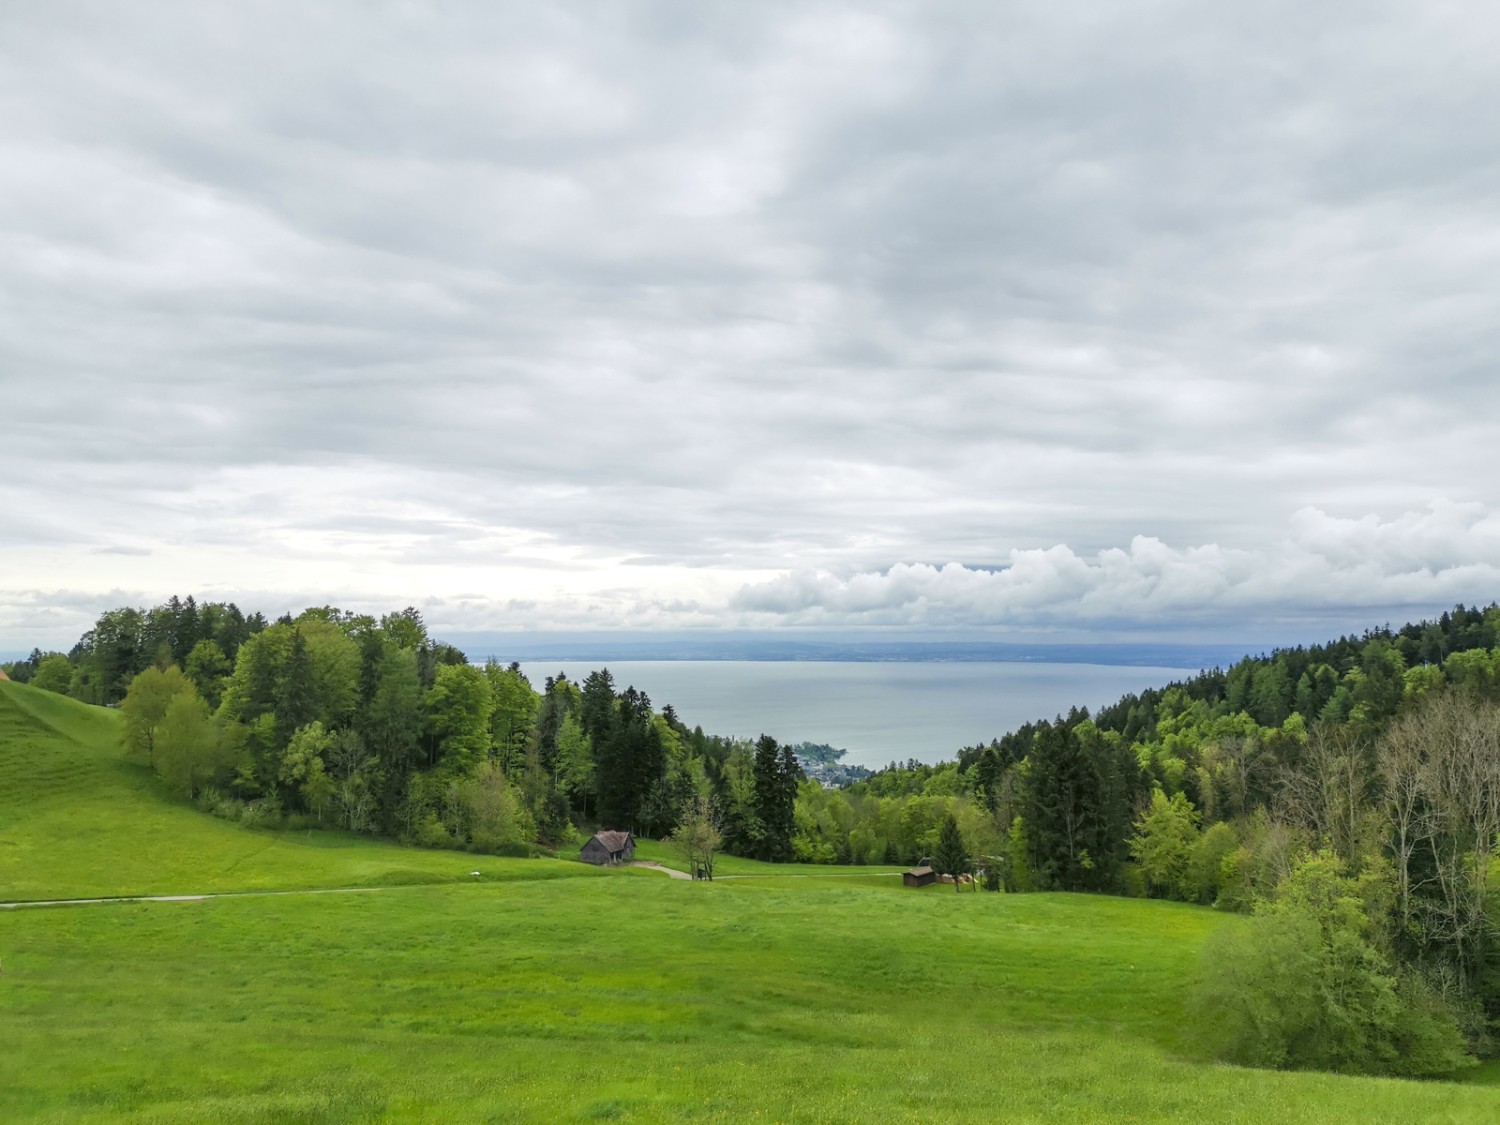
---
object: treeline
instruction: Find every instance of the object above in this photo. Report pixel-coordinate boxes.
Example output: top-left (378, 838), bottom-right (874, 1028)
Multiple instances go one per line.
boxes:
top-left (3, 598), bottom-right (805, 861)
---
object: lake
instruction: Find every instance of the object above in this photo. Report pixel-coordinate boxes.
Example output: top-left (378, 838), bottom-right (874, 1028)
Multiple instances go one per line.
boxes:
top-left (515, 660), bottom-right (1201, 768)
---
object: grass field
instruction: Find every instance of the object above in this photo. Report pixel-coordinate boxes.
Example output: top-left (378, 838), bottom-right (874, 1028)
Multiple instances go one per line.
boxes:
top-left (3, 679), bottom-right (1499, 1122)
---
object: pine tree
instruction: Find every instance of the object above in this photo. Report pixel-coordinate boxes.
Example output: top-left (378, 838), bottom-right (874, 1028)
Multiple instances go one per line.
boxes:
top-left (1022, 719), bottom-right (1134, 893)
top-left (753, 734), bottom-right (795, 862)
top-left (974, 746), bottom-right (1003, 813)
top-left (933, 812), bottom-right (970, 893)
top-left (274, 629), bottom-right (318, 751)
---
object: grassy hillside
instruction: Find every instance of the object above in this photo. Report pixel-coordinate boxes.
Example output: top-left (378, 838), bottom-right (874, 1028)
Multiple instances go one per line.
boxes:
top-left (5, 879), bottom-right (1500, 1122)
top-left (3, 678), bottom-right (1499, 1121)
top-left (0, 680), bottom-right (598, 901)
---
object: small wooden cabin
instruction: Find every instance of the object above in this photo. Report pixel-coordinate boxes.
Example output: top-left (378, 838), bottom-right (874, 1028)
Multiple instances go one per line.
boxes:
top-left (903, 865), bottom-right (937, 888)
top-left (581, 830), bottom-right (636, 866)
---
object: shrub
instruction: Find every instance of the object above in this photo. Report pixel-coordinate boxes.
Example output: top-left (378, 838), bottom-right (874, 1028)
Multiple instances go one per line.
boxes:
top-left (413, 814), bottom-right (452, 849)
top-left (1193, 850), bottom-right (1472, 1077)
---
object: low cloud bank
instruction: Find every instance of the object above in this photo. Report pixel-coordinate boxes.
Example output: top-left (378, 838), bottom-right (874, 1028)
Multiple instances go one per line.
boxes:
top-left (730, 503), bottom-right (1500, 630)
top-left (3, 504), bottom-right (1495, 652)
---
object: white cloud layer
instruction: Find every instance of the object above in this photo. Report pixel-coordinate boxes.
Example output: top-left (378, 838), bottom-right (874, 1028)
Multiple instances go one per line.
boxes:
top-left (2, 4), bottom-right (1499, 650)
top-left (730, 503), bottom-right (1500, 631)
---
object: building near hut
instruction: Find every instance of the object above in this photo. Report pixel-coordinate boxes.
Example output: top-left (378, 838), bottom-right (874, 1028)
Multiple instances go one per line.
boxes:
top-left (903, 865), bottom-right (937, 888)
top-left (580, 830), bottom-right (636, 866)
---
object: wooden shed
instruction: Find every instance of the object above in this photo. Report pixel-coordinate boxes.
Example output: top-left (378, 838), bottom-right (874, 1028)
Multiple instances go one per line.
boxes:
top-left (903, 865), bottom-right (937, 888)
top-left (581, 830), bottom-right (636, 866)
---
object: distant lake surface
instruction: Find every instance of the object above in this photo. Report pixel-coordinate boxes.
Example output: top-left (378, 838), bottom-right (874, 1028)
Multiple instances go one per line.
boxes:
top-left (515, 660), bottom-right (1201, 768)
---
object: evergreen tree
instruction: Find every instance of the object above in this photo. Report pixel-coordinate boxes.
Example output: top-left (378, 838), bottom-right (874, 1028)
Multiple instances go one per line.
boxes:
top-left (974, 745), bottom-right (1003, 813)
top-left (933, 812), bottom-right (971, 893)
top-left (274, 629), bottom-right (317, 751)
top-left (362, 646), bottom-right (424, 830)
top-left (753, 734), bottom-right (796, 861)
top-left (1022, 719), bottom-right (1134, 892)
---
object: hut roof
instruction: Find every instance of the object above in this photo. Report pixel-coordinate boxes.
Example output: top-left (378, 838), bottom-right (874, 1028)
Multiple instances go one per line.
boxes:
top-left (906, 865), bottom-right (934, 877)
top-left (590, 830), bottom-right (634, 853)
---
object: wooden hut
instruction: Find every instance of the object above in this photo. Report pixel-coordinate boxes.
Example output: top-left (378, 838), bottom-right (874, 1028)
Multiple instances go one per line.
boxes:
top-left (903, 865), bottom-right (937, 888)
top-left (580, 830), bottom-right (636, 866)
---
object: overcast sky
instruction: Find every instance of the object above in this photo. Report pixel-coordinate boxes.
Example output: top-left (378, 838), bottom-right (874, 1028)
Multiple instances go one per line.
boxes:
top-left (3, 2), bottom-right (1499, 651)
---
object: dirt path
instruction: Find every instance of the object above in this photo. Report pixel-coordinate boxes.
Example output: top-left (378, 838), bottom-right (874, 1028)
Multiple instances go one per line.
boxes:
top-left (629, 861), bottom-right (693, 880)
top-left (0, 866), bottom-right (899, 910)
top-left (0, 885), bottom-right (397, 910)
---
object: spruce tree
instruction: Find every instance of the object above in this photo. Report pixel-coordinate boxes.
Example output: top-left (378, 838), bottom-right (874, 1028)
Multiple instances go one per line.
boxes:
top-left (933, 813), bottom-right (970, 892)
top-left (753, 734), bottom-right (795, 861)
top-left (274, 628), bottom-right (318, 750)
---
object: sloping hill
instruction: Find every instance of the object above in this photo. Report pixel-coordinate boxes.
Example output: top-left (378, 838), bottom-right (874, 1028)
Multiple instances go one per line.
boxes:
top-left (3, 683), bottom-right (1498, 1120)
top-left (0, 681), bottom-right (596, 901)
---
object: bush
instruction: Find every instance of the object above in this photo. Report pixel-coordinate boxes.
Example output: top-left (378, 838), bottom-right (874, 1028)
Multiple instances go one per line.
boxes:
top-left (483, 841), bottom-right (534, 858)
top-left (239, 798), bottom-right (281, 829)
top-left (1193, 850), bottom-right (1472, 1077)
top-left (1187, 821), bottom-right (1238, 905)
top-left (412, 814), bottom-right (452, 849)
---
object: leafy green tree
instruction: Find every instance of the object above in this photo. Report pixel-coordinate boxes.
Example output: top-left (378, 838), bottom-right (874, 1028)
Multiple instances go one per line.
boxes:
top-left (184, 639), bottom-right (231, 709)
top-left (1352, 640), bottom-right (1407, 725)
top-left (77, 607), bottom-right (147, 704)
top-left (669, 794), bottom-right (723, 879)
top-left (293, 614), bottom-right (362, 728)
top-left (1195, 850), bottom-right (1470, 1077)
top-left (328, 727), bottom-right (376, 832)
top-left (280, 721), bottom-right (333, 812)
top-left (427, 663), bottom-right (494, 778)
top-left (1186, 821), bottom-right (1239, 905)
top-left (379, 607), bottom-right (427, 653)
top-left (716, 740), bottom-right (763, 857)
top-left (29, 653), bottom-right (73, 694)
top-left (933, 812), bottom-right (971, 893)
top-left (553, 709), bottom-right (595, 818)
top-left (1249, 660), bottom-right (1291, 727)
top-left (154, 689), bottom-right (230, 799)
top-left (120, 665), bottom-right (194, 765)
top-left (485, 660), bottom-right (539, 773)
top-left (456, 761), bottom-right (535, 852)
top-left (1131, 789), bottom-right (1200, 900)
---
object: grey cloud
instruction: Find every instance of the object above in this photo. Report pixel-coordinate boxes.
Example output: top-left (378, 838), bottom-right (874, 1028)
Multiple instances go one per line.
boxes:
top-left (3, 2), bottom-right (1498, 646)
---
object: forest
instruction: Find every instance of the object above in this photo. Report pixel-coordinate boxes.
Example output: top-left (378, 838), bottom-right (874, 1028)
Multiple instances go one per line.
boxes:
top-left (6, 598), bottom-right (1500, 1076)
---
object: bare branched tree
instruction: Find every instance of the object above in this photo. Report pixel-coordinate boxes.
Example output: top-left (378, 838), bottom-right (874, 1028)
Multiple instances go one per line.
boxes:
top-left (1276, 724), bottom-right (1380, 867)
top-left (1377, 692), bottom-right (1500, 988)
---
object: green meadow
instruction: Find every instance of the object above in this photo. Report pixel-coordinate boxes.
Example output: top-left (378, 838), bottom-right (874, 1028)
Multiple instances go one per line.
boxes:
top-left (3, 679), bottom-right (1498, 1122)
